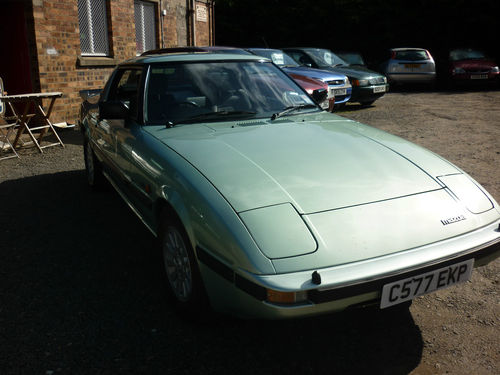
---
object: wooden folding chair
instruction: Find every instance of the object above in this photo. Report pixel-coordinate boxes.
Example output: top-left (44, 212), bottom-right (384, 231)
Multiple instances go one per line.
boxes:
top-left (0, 118), bottom-right (19, 160)
top-left (0, 77), bottom-right (19, 160)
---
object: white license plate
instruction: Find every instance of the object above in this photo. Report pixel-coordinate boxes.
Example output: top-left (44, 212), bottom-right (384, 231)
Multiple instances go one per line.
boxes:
top-left (471, 74), bottom-right (488, 80)
top-left (380, 259), bottom-right (474, 309)
top-left (373, 86), bottom-right (386, 93)
top-left (333, 88), bottom-right (347, 96)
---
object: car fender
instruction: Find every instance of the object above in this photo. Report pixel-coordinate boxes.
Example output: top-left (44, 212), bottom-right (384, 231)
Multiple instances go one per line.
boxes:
top-left (138, 133), bottom-right (276, 276)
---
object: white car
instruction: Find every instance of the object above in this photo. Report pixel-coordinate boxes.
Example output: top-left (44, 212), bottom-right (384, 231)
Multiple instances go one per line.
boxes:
top-left (381, 48), bottom-right (436, 85)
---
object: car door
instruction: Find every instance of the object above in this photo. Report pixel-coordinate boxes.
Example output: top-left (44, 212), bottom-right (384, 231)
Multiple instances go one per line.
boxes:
top-left (97, 67), bottom-right (144, 190)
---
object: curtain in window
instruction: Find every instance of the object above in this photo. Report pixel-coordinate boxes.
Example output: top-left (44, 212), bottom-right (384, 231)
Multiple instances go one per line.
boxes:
top-left (135, 1), bottom-right (157, 55)
top-left (78, 0), bottom-right (110, 56)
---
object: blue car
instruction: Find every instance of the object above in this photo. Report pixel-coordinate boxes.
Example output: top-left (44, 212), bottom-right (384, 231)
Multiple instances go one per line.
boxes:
top-left (247, 48), bottom-right (352, 106)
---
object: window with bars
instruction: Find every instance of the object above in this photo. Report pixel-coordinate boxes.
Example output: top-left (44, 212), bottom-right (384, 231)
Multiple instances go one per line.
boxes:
top-left (135, 0), bottom-right (157, 55)
top-left (78, 0), bottom-right (110, 56)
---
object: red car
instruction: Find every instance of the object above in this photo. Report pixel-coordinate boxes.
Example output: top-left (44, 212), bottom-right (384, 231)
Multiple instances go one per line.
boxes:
top-left (447, 48), bottom-right (499, 84)
top-left (289, 74), bottom-right (333, 111)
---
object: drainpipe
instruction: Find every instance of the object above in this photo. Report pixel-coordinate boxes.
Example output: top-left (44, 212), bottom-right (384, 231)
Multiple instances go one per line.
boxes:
top-left (191, 0), bottom-right (196, 46)
top-left (210, 1), bottom-right (215, 45)
top-left (159, 0), bottom-right (164, 48)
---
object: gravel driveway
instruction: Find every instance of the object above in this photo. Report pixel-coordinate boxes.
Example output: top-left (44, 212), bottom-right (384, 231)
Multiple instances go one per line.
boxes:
top-left (1, 89), bottom-right (499, 374)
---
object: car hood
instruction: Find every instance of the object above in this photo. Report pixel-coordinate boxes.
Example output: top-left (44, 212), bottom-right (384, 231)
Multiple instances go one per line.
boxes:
top-left (287, 74), bottom-right (327, 93)
top-left (320, 64), bottom-right (382, 79)
top-left (149, 112), bottom-right (449, 214)
top-left (452, 59), bottom-right (497, 70)
top-left (283, 66), bottom-right (346, 82)
top-left (146, 112), bottom-right (499, 267)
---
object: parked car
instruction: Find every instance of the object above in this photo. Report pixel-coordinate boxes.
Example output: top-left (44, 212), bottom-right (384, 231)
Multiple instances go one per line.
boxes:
top-left (379, 48), bottom-right (436, 86)
top-left (142, 46), bottom-right (330, 109)
top-left (80, 52), bottom-right (500, 319)
top-left (283, 47), bottom-right (388, 106)
top-left (287, 75), bottom-right (331, 110)
top-left (445, 48), bottom-right (500, 85)
top-left (247, 48), bottom-right (351, 108)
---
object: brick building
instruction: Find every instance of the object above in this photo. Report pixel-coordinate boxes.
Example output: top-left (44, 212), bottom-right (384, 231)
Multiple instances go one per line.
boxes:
top-left (0, 0), bottom-right (215, 124)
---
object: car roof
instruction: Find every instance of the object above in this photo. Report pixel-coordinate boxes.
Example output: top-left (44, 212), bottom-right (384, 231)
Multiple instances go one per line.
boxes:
top-left (283, 47), bottom-right (328, 51)
top-left (390, 47), bottom-right (428, 52)
top-left (248, 47), bottom-right (280, 52)
top-left (140, 46), bottom-right (252, 56)
top-left (121, 52), bottom-right (269, 65)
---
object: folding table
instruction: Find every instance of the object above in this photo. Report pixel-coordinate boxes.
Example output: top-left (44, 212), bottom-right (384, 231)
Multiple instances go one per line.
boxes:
top-left (0, 92), bottom-right (64, 155)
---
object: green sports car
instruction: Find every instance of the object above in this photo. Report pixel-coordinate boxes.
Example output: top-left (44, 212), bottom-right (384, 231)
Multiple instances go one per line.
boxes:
top-left (79, 52), bottom-right (500, 319)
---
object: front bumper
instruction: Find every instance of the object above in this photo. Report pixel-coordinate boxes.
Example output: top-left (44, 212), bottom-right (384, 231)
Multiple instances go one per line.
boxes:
top-left (350, 84), bottom-right (389, 103)
top-left (199, 220), bottom-right (500, 319)
top-left (451, 71), bottom-right (500, 82)
top-left (387, 72), bottom-right (436, 83)
top-left (328, 85), bottom-right (352, 105)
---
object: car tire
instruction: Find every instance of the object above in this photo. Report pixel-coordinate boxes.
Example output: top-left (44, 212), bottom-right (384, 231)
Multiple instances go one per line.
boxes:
top-left (158, 214), bottom-right (208, 315)
top-left (83, 136), bottom-right (106, 190)
top-left (333, 103), bottom-right (346, 111)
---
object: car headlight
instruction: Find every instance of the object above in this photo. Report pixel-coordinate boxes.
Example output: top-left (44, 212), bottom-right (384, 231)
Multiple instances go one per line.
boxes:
top-left (352, 79), bottom-right (369, 87)
top-left (438, 174), bottom-right (493, 214)
top-left (383, 76), bottom-right (387, 83)
top-left (453, 67), bottom-right (466, 74)
top-left (491, 66), bottom-right (499, 73)
top-left (239, 203), bottom-right (316, 259)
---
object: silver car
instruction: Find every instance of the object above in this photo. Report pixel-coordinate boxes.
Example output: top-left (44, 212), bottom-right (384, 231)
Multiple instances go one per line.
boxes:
top-left (381, 48), bottom-right (436, 85)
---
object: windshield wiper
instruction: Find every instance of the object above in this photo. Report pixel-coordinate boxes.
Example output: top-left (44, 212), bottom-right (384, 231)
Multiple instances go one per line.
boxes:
top-left (168, 110), bottom-right (257, 127)
top-left (271, 104), bottom-right (318, 121)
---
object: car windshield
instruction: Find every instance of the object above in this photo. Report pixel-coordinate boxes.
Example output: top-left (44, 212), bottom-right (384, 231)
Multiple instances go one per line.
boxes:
top-left (449, 49), bottom-right (486, 61)
top-left (337, 52), bottom-right (365, 66)
top-left (249, 49), bottom-right (299, 67)
top-left (305, 49), bottom-right (348, 67)
top-left (393, 50), bottom-right (429, 61)
top-left (144, 61), bottom-right (317, 125)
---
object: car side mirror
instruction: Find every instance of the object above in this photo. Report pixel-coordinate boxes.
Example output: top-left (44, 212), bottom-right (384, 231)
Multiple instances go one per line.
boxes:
top-left (311, 88), bottom-right (328, 105)
top-left (99, 100), bottom-right (129, 120)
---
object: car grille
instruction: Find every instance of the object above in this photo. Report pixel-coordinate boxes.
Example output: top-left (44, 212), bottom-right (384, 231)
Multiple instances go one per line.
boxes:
top-left (326, 79), bottom-right (345, 86)
top-left (465, 68), bottom-right (490, 74)
top-left (369, 77), bottom-right (385, 85)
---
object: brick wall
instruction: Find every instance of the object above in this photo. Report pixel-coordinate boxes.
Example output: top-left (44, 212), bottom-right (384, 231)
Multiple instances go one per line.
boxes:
top-left (30, 0), bottom-right (213, 125)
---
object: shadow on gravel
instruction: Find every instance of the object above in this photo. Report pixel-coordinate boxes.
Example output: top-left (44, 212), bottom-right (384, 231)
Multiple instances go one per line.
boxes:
top-left (58, 129), bottom-right (84, 146)
top-left (0, 171), bottom-right (423, 374)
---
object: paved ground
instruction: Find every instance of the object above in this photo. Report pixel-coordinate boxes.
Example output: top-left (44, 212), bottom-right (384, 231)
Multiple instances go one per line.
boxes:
top-left (0, 88), bottom-right (499, 374)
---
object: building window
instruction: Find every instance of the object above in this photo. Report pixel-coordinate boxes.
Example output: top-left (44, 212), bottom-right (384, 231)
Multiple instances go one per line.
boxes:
top-left (135, 0), bottom-right (157, 55)
top-left (78, 0), bottom-right (110, 56)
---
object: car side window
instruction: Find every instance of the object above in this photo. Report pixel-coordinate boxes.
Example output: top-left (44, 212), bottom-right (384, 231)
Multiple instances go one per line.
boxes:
top-left (289, 51), bottom-right (314, 67)
top-left (108, 68), bottom-right (143, 119)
